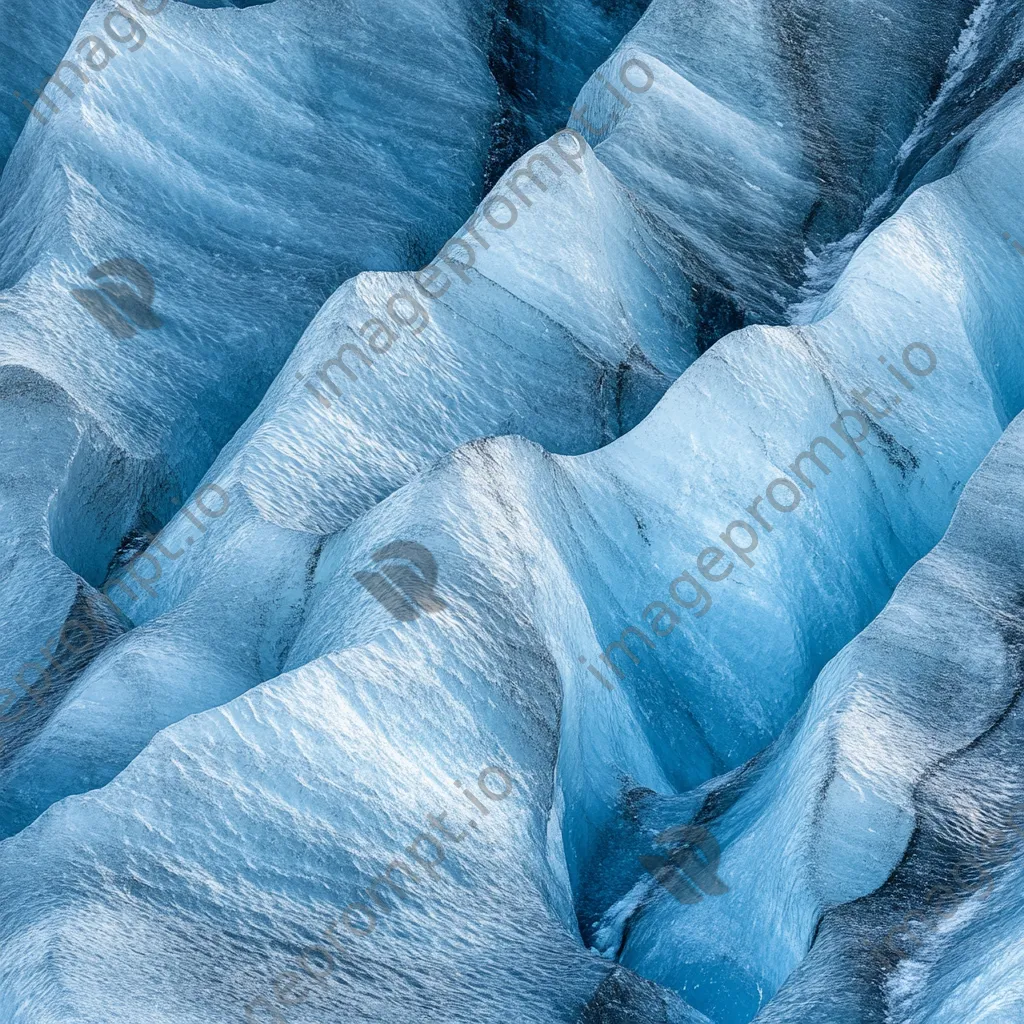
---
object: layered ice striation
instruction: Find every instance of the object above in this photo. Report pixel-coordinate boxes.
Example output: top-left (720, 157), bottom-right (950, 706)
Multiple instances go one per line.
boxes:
top-left (0, 0), bottom-right (639, 172)
top-left (3, 1), bottom-right (1024, 1023)
top-left (570, 0), bottom-right (985, 322)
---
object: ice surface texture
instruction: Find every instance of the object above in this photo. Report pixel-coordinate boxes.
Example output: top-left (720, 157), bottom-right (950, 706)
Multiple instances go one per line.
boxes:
top-left (3, 1), bottom-right (1024, 1023)
top-left (0, 0), bottom-right (997, 833)
top-left (0, 0), bottom-right (658, 795)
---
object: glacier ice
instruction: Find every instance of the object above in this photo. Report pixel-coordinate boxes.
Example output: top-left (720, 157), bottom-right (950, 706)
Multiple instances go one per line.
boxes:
top-left (3, 0), bottom-right (1024, 1022)
top-left (617, 408), bottom-right (1024, 1023)
top-left (3, 0), bottom-right (1007, 834)
top-left (0, 0), bottom-right (691, 776)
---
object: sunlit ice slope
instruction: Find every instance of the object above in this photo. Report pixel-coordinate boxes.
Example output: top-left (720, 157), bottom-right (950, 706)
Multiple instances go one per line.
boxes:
top-left (0, 0), bottom-right (503, 781)
top-left (0, 621), bottom-right (713, 1024)
top-left (0, 0), bottom-right (668, 788)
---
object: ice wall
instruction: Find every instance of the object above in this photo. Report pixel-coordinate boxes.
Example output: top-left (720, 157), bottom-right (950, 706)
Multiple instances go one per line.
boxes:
top-left (599, 410), bottom-right (1024, 1022)
top-left (570, 0), bottom-right (981, 323)
top-left (0, 0), bottom-right (497, 771)
top-left (0, 0), bottom-right (665, 766)
top-left (4, 2), bottom-right (1024, 1023)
